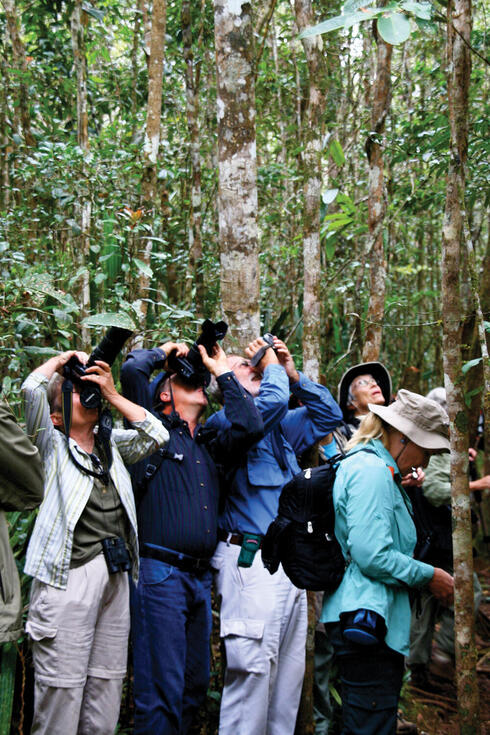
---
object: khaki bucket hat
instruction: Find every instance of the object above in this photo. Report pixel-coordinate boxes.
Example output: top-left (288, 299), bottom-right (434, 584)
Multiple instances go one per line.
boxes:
top-left (368, 389), bottom-right (450, 451)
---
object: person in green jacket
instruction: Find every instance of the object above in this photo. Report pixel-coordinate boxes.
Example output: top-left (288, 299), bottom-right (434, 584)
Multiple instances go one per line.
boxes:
top-left (321, 389), bottom-right (454, 735)
top-left (0, 401), bottom-right (44, 643)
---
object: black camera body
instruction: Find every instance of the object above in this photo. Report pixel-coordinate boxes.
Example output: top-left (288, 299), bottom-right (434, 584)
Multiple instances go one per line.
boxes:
top-left (166, 319), bottom-right (228, 387)
top-left (102, 536), bottom-right (131, 574)
top-left (250, 333), bottom-right (276, 368)
top-left (63, 326), bottom-right (133, 409)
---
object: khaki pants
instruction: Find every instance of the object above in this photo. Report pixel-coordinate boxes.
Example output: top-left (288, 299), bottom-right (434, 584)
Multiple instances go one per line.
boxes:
top-left (27, 554), bottom-right (130, 735)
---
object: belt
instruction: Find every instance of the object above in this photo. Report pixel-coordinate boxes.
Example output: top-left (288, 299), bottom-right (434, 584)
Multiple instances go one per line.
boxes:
top-left (141, 544), bottom-right (210, 573)
top-left (217, 529), bottom-right (261, 546)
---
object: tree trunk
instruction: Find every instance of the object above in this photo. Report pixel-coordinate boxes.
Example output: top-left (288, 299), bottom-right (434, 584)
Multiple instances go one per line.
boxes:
top-left (362, 24), bottom-right (392, 362)
top-left (182, 0), bottom-right (205, 317)
top-left (441, 0), bottom-right (480, 729)
top-left (295, 0), bottom-right (328, 385)
top-left (1, 0), bottom-right (35, 148)
top-left (137, 0), bottom-right (166, 337)
top-left (71, 0), bottom-right (91, 347)
top-left (213, 0), bottom-right (260, 347)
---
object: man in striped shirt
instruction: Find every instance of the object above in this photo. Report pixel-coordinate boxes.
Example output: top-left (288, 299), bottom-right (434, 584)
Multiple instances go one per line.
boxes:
top-left (23, 349), bottom-right (169, 735)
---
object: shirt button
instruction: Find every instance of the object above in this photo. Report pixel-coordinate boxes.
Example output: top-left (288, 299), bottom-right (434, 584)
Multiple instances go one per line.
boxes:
top-left (207, 529), bottom-right (211, 533)
top-left (243, 394), bottom-right (247, 399)
top-left (204, 505), bottom-right (208, 510)
top-left (196, 460), bottom-right (200, 464)
top-left (200, 482), bottom-right (204, 487)
top-left (179, 431), bottom-right (183, 436)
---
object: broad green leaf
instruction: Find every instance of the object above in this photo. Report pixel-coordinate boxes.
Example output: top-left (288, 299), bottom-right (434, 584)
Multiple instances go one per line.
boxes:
top-left (464, 386), bottom-right (483, 408)
top-left (461, 357), bottom-right (482, 374)
top-left (82, 312), bottom-right (136, 330)
top-left (322, 188), bottom-right (339, 204)
top-left (82, 3), bottom-right (106, 21)
top-left (401, 0), bottom-right (432, 18)
top-left (24, 346), bottom-right (60, 356)
top-left (415, 17), bottom-right (437, 31)
top-left (329, 140), bottom-right (345, 166)
top-left (377, 12), bottom-right (412, 44)
top-left (484, 321), bottom-right (490, 332)
top-left (134, 258), bottom-right (153, 279)
top-left (343, 0), bottom-right (376, 13)
top-left (299, 8), bottom-right (385, 38)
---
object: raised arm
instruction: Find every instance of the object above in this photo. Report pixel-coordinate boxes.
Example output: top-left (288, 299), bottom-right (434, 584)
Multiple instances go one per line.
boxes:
top-left (0, 402), bottom-right (44, 510)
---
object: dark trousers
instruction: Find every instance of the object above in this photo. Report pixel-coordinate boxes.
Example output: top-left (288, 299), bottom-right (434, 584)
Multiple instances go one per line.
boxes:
top-left (327, 623), bottom-right (404, 735)
top-left (130, 557), bottom-right (213, 735)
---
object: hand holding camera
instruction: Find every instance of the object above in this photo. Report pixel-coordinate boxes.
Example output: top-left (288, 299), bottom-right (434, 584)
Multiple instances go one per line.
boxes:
top-left (246, 337), bottom-right (279, 371)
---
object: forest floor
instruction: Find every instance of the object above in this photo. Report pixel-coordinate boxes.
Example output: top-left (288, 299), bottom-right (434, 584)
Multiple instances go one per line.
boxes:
top-left (401, 555), bottom-right (490, 735)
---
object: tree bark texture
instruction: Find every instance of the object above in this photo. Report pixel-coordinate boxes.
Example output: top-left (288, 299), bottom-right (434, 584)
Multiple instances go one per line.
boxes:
top-left (213, 0), bottom-right (260, 347)
top-left (295, 0), bottom-right (328, 385)
top-left (441, 0), bottom-right (480, 729)
top-left (138, 0), bottom-right (166, 333)
top-left (71, 0), bottom-right (91, 347)
top-left (1, 0), bottom-right (35, 147)
top-left (362, 28), bottom-right (392, 362)
top-left (182, 0), bottom-right (205, 317)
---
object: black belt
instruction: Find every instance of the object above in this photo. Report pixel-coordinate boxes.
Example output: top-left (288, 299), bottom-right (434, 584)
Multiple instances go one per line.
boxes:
top-left (141, 544), bottom-right (211, 573)
top-left (218, 529), bottom-right (247, 546)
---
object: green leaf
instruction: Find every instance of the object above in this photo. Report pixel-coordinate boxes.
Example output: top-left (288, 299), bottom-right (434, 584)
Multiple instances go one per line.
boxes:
top-left (329, 140), bottom-right (345, 166)
top-left (134, 258), bottom-right (153, 279)
top-left (401, 1), bottom-right (432, 19)
top-left (483, 321), bottom-right (490, 332)
top-left (24, 346), bottom-right (61, 357)
top-left (415, 17), bottom-right (437, 31)
top-left (322, 188), bottom-right (339, 204)
top-left (464, 386), bottom-right (483, 408)
top-left (461, 357), bottom-right (482, 374)
top-left (299, 8), bottom-right (384, 38)
top-left (82, 312), bottom-right (136, 330)
top-left (82, 3), bottom-right (106, 21)
top-left (377, 12), bottom-right (412, 44)
top-left (343, 0), bottom-right (376, 12)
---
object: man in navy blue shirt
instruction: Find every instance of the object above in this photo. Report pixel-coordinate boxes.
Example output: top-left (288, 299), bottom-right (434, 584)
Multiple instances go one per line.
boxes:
top-left (208, 337), bottom-right (342, 735)
top-left (120, 341), bottom-right (263, 735)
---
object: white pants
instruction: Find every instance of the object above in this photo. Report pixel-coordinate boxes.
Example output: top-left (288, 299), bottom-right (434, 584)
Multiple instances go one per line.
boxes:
top-left (212, 541), bottom-right (307, 735)
top-left (27, 554), bottom-right (129, 735)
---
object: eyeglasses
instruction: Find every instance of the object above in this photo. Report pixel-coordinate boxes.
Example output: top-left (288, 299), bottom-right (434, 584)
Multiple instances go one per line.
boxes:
top-left (351, 377), bottom-right (378, 389)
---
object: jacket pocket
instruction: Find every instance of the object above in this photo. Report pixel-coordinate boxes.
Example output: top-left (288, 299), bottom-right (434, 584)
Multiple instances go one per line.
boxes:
top-left (0, 561), bottom-right (14, 605)
top-left (220, 618), bottom-right (266, 674)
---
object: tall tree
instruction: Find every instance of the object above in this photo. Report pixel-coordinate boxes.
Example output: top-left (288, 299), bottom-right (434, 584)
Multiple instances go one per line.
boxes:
top-left (441, 0), bottom-right (480, 729)
top-left (70, 0), bottom-right (91, 346)
top-left (213, 0), bottom-right (260, 345)
top-left (295, 0), bottom-right (328, 384)
top-left (362, 22), bottom-right (392, 361)
top-left (138, 0), bottom-right (166, 333)
top-left (1, 0), bottom-right (34, 147)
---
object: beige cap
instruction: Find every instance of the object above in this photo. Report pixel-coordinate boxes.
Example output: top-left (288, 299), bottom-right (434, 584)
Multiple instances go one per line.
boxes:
top-left (368, 389), bottom-right (450, 451)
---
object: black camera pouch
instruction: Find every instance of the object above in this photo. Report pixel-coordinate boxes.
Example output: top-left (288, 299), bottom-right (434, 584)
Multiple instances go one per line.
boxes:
top-left (340, 608), bottom-right (386, 646)
top-left (102, 537), bottom-right (131, 574)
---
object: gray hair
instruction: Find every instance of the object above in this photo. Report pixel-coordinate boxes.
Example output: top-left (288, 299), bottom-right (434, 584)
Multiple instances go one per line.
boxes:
top-left (425, 387), bottom-right (447, 413)
top-left (47, 373), bottom-right (64, 413)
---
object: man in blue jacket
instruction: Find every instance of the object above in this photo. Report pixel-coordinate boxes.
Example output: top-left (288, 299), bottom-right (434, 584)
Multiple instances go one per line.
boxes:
top-left (120, 340), bottom-right (263, 735)
top-left (208, 337), bottom-right (342, 735)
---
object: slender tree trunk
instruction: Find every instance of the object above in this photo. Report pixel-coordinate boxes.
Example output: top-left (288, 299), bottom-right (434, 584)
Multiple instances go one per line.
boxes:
top-left (137, 0), bottom-right (166, 337)
top-left (362, 24), bottom-right (392, 361)
top-left (1, 0), bottom-right (34, 147)
top-left (295, 0), bottom-right (328, 385)
top-left (182, 0), bottom-right (205, 317)
top-left (0, 50), bottom-right (10, 210)
top-left (213, 0), bottom-right (260, 346)
top-left (441, 0), bottom-right (480, 729)
top-left (71, 0), bottom-right (91, 347)
top-left (130, 9), bottom-right (142, 140)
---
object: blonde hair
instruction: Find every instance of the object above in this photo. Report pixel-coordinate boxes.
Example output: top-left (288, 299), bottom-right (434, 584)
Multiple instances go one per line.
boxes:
top-left (344, 412), bottom-right (390, 452)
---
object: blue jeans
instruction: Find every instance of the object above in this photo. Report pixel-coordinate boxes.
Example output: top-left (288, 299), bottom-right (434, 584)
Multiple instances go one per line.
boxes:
top-left (130, 557), bottom-right (212, 735)
top-left (327, 623), bottom-right (404, 735)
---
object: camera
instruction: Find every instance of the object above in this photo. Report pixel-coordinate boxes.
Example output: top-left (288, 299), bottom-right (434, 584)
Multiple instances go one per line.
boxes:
top-left (250, 333), bottom-right (276, 368)
top-left (166, 319), bottom-right (228, 387)
top-left (63, 326), bottom-right (133, 409)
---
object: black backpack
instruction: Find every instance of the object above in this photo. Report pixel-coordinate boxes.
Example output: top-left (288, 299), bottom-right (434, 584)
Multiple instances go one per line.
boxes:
top-left (262, 452), bottom-right (352, 591)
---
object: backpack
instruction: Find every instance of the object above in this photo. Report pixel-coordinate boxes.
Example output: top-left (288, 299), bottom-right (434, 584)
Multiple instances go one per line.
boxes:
top-left (262, 452), bottom-right (357, 592)
top-left (406, 486), bottom-right (453, 566)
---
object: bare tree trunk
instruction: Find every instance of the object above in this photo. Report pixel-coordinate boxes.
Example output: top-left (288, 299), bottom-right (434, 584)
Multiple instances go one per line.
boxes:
top-left (362, 24), bottom-right (392, 362)
top-left (182, 0), bottom-right (205, 317)
top-left (295, 0), bottom-right (327, 385)
top-left (130, 9), bottom-right (142, 140)
top-left (0, 49), bottom-right (10, 210)
top-left (137, 0), bottom-right (166, 337)
top-left (71, 0), bottom-right (91, 347)
top-left (1, 0), bottom-right (34, 147)
top-left (441, 0), bottom-right (480, 729)
top-left (214, 0), bottom-right (260, 346)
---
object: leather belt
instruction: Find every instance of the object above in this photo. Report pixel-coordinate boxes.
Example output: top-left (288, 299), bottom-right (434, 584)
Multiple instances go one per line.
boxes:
top-left (218, 529), bottom-right (246, 546)
top-left (141, 544), bottom-right (210, 573)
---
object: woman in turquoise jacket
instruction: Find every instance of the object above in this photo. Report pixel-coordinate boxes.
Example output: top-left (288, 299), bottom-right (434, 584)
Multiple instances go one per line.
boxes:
top-left (321, 389), bottom-right (454, 735)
